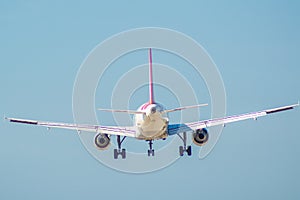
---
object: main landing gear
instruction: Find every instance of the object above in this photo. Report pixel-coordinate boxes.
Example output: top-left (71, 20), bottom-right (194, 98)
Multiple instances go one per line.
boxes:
top-left (177, 132), bottom-right (192, 156)
top-left (114, 135), bottom-right (126, 159)
top-left (147, 140), bottom-right (155, 156)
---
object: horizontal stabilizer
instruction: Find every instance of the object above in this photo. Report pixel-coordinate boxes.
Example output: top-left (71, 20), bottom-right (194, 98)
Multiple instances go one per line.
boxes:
top-left (98, 108), bottom-right (145, 114)
top-left (162, 103), bottom-right (208, 114)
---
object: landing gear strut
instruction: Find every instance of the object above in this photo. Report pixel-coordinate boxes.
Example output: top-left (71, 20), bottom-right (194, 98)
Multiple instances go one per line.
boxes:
top-left (177, 132), bottom-right (192, 156)
top-left (114, 135), bottom-right (126, 159)
top-left (147, 140), bottom-right (155, 156)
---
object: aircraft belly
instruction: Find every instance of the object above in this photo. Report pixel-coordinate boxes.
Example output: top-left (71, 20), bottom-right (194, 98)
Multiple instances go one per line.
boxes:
top-left (136, 117), bottom-right (168, 140)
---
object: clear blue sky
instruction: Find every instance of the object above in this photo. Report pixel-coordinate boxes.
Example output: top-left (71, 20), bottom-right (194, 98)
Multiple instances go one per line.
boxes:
top-left (1, 1), bottom-right (300, 199)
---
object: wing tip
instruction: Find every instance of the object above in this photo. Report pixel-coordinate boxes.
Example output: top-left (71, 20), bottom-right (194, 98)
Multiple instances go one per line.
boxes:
top-left (4, 116), bottom-right (11, 122)
top-left (265, 103), bottom-right (299, 114)
top-left (5, 117), bottom-right (38, 125)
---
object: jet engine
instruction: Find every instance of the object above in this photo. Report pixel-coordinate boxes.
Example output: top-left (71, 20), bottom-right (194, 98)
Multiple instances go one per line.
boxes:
top-left (193, 128), bottom-right (209, 146)
top-left (94, 134), bottom-right (110, 150)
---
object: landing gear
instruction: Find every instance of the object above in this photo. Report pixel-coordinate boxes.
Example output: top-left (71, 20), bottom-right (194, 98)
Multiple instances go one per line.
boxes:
top-left (178, 132), bottom-right (192, 156)
top-left (147, 140), bottom-right (155, 156)
top-left (179, 146), bottom-right (184, 156)
top-left (186, 146), bottom-right (192, 156)
top-left (114, 135), bottom-right (126, 159)
top-left (114, 149), bottom-right (126, 159)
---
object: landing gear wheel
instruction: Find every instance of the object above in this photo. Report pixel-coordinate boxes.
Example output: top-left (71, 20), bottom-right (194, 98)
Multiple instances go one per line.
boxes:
top-left (187, 145), bottom-right (192, 156)
top-left (179, 146), bottom-right (184, 156)
top-left (113, 148), bottom-right (126, 159)
top-left (114, 149), bottom-right (118, 159)
top-left (121, 149), bottom-right (126, 159)
top-left (148, 149), bottom-right (155, 156)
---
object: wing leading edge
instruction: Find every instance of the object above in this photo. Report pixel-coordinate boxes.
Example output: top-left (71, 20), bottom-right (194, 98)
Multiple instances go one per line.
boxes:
top-left (168, 103), bottom-right (299, 135)
top-left (5, 117), bottom-right (136, 138)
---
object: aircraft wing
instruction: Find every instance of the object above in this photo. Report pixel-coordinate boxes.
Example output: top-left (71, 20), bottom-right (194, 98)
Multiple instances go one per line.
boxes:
top-left (5, 117), bottom-right (136, 138)
top-left (168, 103), bottom-right (299, 135)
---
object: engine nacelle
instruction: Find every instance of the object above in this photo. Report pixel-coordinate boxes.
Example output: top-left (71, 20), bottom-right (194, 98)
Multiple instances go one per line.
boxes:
top-left (193, 128), bottom-right (209, 146)
top-left (94, 134), bottom-right (110, 150)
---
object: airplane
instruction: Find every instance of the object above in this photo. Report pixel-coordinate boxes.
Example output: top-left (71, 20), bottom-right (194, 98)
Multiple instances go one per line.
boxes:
top-left (6, 48), bottom-right (299, 159)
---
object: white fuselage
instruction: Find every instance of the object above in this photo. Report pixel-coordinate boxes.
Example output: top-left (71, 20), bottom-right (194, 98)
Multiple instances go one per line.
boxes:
top-left (134, 103), bottom-right (169, 140)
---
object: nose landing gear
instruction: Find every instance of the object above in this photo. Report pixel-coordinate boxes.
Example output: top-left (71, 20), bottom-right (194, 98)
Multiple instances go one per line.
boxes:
top-left (147, 140), bottom-right (155, 156)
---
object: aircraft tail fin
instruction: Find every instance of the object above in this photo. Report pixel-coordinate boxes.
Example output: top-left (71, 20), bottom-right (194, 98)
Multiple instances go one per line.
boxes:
top-left (149, 48), bottom-right (155, 104)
